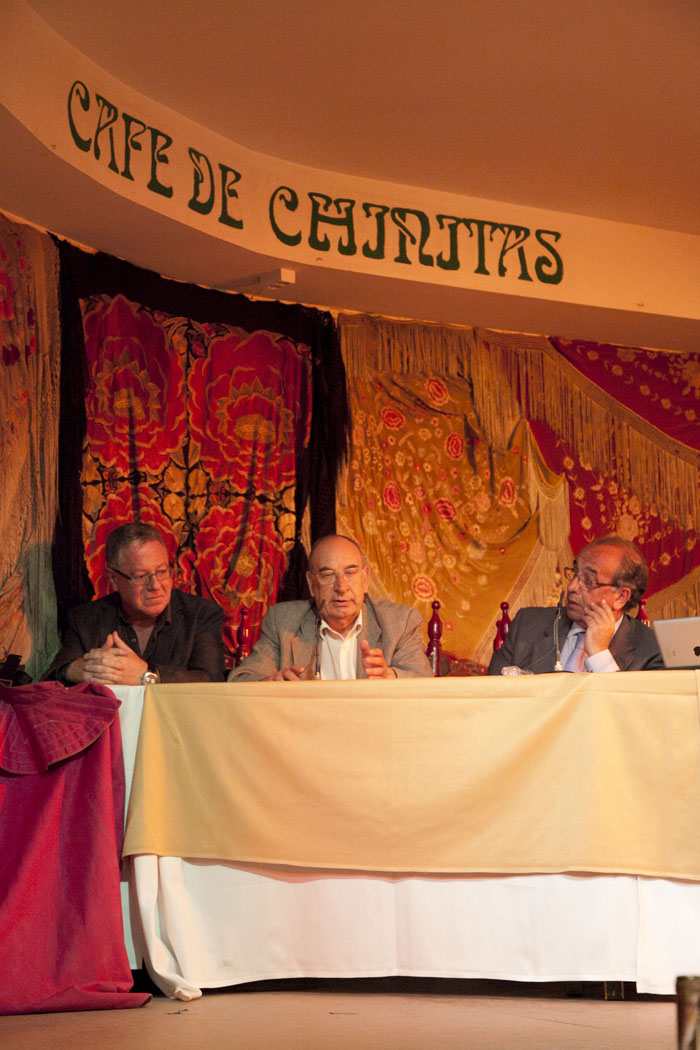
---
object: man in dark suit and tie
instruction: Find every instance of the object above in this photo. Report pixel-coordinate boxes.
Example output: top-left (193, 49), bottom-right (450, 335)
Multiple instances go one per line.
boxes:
top-left (488, 535), bottom-right (664, 675)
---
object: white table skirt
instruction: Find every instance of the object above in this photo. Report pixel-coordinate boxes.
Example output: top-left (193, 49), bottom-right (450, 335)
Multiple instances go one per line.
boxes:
top-left (115, 687), bottom-right (700, 1000)
top-left (124, 856), bottom-right (700, 1000)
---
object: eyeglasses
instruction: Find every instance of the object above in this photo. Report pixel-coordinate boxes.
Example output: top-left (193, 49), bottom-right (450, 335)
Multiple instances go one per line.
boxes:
top-left (312, 566), bottom-right (363, 585)
top-left (563, 566), bottom-right (618, 591)
top-left (110, 566), bottom-right (173, 587)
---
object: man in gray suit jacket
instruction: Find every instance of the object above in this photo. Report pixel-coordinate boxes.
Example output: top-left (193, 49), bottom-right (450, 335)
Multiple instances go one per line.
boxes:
top-left (229, 534), bottom-right (432, 681)
top-left (488, 536), bottom-right (664, 675)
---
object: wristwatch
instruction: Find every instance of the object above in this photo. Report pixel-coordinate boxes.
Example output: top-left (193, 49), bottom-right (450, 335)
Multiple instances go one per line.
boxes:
top-left (140, 669), bottom-right (161, 685)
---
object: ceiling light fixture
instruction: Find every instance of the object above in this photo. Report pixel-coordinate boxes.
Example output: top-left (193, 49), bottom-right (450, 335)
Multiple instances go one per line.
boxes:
top-left (229, 267), bottom-right (297, 294)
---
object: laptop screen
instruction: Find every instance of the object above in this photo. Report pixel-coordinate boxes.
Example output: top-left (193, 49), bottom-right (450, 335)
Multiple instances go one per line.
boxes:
top-left (652, 617), bottom-right (700, 670)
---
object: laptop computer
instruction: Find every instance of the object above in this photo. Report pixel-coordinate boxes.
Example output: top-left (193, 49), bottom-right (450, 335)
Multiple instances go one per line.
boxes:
top-left (652, 616), bottom-right (700, 669)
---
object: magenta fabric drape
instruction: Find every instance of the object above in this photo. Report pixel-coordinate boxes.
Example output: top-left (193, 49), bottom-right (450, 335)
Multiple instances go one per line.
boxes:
top-left (0, 682), bottom-right (150, 1014)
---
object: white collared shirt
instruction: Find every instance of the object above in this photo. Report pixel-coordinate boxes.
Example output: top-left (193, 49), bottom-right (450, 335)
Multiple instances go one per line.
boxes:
top-left (319, 610), bottom-right (363, 680)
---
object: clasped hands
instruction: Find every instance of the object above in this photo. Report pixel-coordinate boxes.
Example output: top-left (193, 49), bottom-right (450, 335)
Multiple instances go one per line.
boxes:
top-left (265, 639), bottom-right (397, 681)
top-left (66, 632), bottom-right (148, 685)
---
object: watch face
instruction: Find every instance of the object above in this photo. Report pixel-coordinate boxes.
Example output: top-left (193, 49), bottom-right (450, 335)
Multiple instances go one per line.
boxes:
top-left (142, 671), bottom-right (159, 685)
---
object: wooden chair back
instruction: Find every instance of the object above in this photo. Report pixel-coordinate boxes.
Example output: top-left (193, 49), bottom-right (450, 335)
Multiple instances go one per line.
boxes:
top-left (426, 601), bottom-right (443, 676)
top-left (493, 602), bottom-right (511, 651)
top-left (233, 607), bottom-right (253, 666)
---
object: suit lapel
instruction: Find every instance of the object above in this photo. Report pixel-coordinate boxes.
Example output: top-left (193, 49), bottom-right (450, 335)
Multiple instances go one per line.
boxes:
top-left (609, 615), bottom-right (634, 670)
top-left (533, 612), bottom-right (571, 673)
top-left (291, 606), bottom-right (320, 674)
top-left (355, 599), bottom-right (382, 678)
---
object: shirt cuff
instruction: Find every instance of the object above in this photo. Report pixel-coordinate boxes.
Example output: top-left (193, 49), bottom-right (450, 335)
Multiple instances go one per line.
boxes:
top-left (584, 649), bottom-right (620, 673)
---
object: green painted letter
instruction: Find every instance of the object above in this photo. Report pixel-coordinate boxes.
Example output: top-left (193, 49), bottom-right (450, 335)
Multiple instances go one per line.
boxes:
top-left (188, 148), bottom-right (215, 214)
top-left (391, 208), bottom-right (434, 267)
top-left (534, 229), bottom-right (564, 284)
top-left (362, 203), bottom-right (389, 259)
top-left (269, 186), bottom-right (302, 246)
top-left (497, 225), bottom-right (532, 281)
top-left (94, 94), bottom-right (120, 173)
top-left (147, 127), bottom-right (174, 198)
top-left (121, 113), bottom-right (147, 181)
top-left (308, 194), bottom-right (357, 255)
top-left (67, 80), bottom-right (91, 152)
top-left (435, 215), bottom-right (465, 271)
top-left (218, 164), bottom-right (243, 229)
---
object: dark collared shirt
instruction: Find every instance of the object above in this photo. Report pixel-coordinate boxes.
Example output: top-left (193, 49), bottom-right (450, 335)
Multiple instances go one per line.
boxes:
top-left (43, 589), bottom-right (225, 684)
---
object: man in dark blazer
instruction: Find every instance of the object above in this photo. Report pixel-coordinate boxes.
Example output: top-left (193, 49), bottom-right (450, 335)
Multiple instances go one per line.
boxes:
top-left (488, 536), bottom-right (664, 675)
top-left (229, 534), bottom-right (432, 681)
top-left (44, 522), bottom-right (225, 685)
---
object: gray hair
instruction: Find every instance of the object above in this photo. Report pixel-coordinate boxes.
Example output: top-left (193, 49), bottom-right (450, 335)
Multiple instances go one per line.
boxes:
top-left (105, 522), bottom-right (167, 568)
top-left (582, 535), bottom-right (648, 610)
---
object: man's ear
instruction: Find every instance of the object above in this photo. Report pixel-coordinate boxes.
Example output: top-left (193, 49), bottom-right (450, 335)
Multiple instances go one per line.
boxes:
top-left (613, 586), bottom-right (631, 613)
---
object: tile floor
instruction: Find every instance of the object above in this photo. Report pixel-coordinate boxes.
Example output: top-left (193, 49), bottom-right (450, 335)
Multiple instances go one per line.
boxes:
top-left (0, 979), bottom-right (679, 1050)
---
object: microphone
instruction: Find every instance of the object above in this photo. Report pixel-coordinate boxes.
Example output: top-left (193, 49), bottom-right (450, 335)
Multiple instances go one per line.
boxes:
top-left (553, 590), bottom-right (565, 672)
top-left (508, 593), bottom-right (566, 675)
top-left (314, 600), bottom-right (326, 680)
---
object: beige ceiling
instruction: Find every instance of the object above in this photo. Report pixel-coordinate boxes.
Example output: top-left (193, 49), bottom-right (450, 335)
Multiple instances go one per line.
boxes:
top-left (3, 0), bottom-right (700, 350)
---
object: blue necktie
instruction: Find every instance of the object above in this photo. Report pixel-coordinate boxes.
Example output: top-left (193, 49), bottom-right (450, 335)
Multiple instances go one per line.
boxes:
top-left (563, 628), bottom-right (586, 672)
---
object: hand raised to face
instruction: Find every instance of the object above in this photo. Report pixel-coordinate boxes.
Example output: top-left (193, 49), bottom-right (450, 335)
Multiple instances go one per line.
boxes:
top-left (580, 597), bottom-right (618, 656)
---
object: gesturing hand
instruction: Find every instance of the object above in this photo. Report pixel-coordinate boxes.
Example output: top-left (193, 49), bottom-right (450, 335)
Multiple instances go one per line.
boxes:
top-left (360, 639), bottom-right (397, 679)
top-left (264, 665), bottom-right (307, 681)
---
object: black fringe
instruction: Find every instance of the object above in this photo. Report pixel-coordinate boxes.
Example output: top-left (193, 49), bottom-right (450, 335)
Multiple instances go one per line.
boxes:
top-left (52, 239), bottom-right (351, 622)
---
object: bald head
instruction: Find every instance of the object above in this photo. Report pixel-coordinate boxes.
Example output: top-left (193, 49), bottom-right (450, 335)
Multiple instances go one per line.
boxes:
top-left (306, 534), bottom-right (370, 636)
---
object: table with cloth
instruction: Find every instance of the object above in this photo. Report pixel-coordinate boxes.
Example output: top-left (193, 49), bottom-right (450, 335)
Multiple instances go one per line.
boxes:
top-left (118, 671), bottom-right (700, 1001)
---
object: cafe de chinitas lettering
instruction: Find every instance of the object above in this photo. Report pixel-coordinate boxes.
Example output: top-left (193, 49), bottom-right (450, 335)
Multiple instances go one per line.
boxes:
top-left (67, 78), bottom-right (564, 286)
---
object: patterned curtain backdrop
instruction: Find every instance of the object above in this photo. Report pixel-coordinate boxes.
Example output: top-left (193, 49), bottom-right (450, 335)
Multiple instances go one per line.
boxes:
top-left (55, 243), bottom-right (349, 665)
top-left (79, 293), bottom-right (312, 656)
top-left (338, 315), bottom-right (571, 668)
top-left (470, 330), bottom-right (700, 619)
top-left (0, 215), bottom-right (60, 678)
top-left (529, 422), bottom-right (700, 619)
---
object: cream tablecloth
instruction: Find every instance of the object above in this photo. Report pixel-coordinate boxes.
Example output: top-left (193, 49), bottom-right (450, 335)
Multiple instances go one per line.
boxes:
top-left (117, 672), bottom-right (700, 999)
